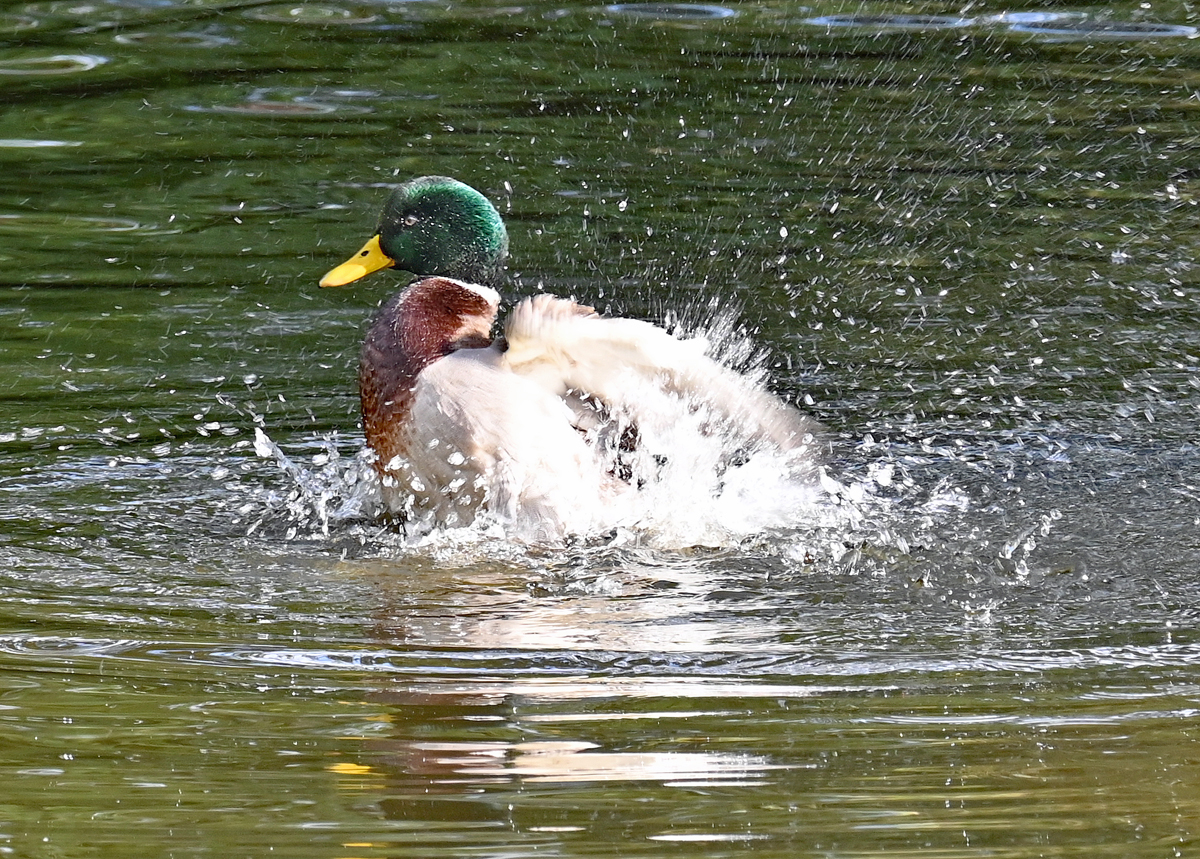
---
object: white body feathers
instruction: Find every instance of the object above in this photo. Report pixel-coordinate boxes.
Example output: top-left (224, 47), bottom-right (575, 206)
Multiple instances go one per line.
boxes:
top-left (369, 285), bottom-right (822, 541)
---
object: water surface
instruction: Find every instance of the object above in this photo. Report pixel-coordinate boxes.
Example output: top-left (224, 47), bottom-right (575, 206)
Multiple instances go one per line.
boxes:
top-left (2, 0), bottom-right (1199, 856)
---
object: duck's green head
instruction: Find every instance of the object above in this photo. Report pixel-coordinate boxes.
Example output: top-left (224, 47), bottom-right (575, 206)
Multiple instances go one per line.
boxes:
top-left (320, 176), bottom-right (509, 290)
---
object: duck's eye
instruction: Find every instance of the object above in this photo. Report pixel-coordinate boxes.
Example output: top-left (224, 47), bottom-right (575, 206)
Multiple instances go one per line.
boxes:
top-left (403, 215), bottom-right (419, 227)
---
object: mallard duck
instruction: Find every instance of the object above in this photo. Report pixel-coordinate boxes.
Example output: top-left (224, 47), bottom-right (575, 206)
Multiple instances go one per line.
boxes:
top-left (321, 176), bottom-right (822, 539)
top-left (320, 175), bottom-right (508, 292)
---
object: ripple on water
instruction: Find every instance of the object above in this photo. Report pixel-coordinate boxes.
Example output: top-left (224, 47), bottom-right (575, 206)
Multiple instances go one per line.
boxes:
top-left (208, 641), bottom-right (1200, 679)
top-left (0, 635), bottom-right (140, 659)
top-left (803, 14), bottom-right (973, 30)
top-left (185, 87), bottom-right (377, 118)
top-left (605, 3), bottom-right (738, 21)
top-left (0, 54), bottom-right (108, 75)
top-left (0, 213), bottom-right (146, 234)
top-left (0, 15), bottom-right (39, 34)
top-left (113, 30), bottom-right (238, 48)
top-left (1004, 17), bottom-right (1198, 40)
top-left (191, 101), bottom-right (347, 117)
top-left (0, 139), bottom-right (82, 148)
top-left (976, 11), bottom-right (1086, 26)
top-left (242, 3), bottom-right (380, 25)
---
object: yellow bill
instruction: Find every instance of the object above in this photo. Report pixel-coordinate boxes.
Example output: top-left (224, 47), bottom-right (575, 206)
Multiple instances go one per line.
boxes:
top-left (319, 234), bottom-right (395, 287)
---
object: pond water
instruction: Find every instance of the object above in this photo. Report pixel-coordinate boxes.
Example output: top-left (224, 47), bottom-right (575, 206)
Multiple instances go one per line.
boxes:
top-left (2, 0), bottom-right (1200, 856)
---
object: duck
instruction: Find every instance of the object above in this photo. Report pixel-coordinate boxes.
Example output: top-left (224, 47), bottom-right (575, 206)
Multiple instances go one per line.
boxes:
top-left (320, 175), bottom-right (823, 539)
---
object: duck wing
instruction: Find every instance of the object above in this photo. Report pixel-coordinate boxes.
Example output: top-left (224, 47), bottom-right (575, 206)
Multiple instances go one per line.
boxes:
top-left (501, 294), bottom-right (823, 455)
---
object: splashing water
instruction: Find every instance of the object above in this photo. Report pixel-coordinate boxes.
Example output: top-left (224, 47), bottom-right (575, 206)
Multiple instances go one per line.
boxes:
top-left (234, 406), bottom-right (1075, 615)
top-left (225, 306), bottom-right (1073, 593)
top-left (243, 427), bottom-right (382, 542)
top-left (233, 312), bottom-right (962, 561)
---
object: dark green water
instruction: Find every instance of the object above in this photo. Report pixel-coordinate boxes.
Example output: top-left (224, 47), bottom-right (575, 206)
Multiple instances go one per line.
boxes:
top-left (2, 0), bottom-right (1200, 856)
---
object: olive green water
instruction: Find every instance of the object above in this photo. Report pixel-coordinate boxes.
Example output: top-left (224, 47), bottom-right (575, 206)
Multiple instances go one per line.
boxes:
top-left (2, 1), bottom-right (1200, 856)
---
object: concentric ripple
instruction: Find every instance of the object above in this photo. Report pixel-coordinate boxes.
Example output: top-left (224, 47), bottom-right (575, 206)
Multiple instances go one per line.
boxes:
top-left (113, 31), bottom-right (238, 48)
top-left (243, 4), bottom-right (379, 25)
top-left (605, 3), bottom-right (737, 21)
top-left (0, 54), bottom-right (108, 75)
top-left (0, 139), bottom-right (82, 148)
top-left (803, 14), bottom-right (973, 30)
top-left (185, 86), bottom-right (376, 117)
top-left (0, 213), bottom-right (142, 234)
top-left (1007, 18), bottom-right (1198, 39)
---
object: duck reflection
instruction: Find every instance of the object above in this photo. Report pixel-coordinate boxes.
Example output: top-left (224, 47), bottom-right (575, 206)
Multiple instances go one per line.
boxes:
top-left (318, 564), bottom-right (790, 835)
top-left (333, 684), bottom-right (784, 833)
top-left (359, 550), bottom-right (788, 654)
